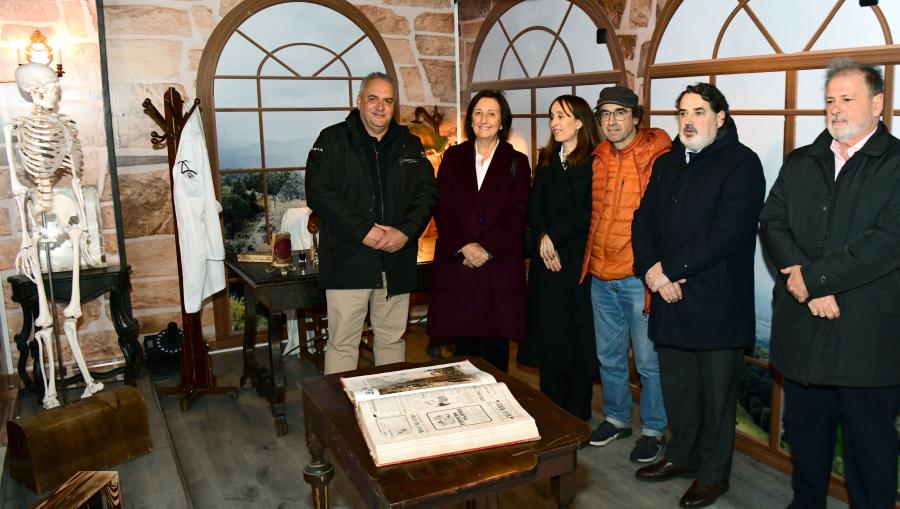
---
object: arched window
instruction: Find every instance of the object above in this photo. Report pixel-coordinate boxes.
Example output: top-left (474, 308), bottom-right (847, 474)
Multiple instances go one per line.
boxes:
top-left (645, 0), bottom-right (900, 490)
top-left (197, 0), bottom-right (394, 335)
top-left (467, 0), bottom-right (625, 165)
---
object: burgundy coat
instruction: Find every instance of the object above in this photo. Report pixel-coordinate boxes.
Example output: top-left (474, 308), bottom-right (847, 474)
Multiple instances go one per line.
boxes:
top-left (427, 140), bottom-right (531, 338)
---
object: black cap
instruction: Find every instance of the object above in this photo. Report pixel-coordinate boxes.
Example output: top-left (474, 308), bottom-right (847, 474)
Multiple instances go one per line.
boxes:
top-left (596, 86), bottom-right (639, 109)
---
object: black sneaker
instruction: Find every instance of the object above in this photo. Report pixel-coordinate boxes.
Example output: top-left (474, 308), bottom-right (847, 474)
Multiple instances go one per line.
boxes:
top-left (589, 421), bottom-right (633, 446)
top-left (630, 435), bottom-right (666, 463)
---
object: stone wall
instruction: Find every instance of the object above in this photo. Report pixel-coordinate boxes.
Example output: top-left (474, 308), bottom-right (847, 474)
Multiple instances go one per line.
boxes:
top-left (0, 0), bottom-right (122, 373)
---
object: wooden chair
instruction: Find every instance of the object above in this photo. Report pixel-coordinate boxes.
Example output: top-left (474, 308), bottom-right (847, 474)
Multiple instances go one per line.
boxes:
top-left (33, 471), bottom-right (122, 509)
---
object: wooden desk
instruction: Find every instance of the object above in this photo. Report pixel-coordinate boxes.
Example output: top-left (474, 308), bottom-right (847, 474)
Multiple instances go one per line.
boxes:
top-left (225, 245), bottom-right (433, 436)
top-left (299, 358), bottom-right (591, 509)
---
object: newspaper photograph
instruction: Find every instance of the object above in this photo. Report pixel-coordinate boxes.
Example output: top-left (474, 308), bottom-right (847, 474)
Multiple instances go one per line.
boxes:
top-left (342, 360), bottom-right (497, 403)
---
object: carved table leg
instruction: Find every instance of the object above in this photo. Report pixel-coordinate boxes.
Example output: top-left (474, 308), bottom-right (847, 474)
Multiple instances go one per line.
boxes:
top-left (14, 298), bottom-right (36, 394)
top-left (268, 311), bottom-right (287, 435)
top-left (110, 285), bottom-right (141, 386)
top-left (303, 416), bottom-right (334, 509)
top-left (240, 290), bottom-right (257, 389)
top-left (550, 466), bottom-right (577, 509)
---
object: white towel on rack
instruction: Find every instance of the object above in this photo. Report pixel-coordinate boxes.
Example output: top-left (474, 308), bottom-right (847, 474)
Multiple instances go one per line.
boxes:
top-left (172, 113), bottom-right (226, 313)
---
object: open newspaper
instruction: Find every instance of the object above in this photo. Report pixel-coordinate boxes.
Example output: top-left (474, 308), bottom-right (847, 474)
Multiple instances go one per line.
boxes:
top-left (341, 360), bottom-right (541, 466)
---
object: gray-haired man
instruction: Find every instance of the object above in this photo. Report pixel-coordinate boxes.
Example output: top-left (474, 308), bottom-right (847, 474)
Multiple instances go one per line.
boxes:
top-left (306, 72), bottom-right (438, 374)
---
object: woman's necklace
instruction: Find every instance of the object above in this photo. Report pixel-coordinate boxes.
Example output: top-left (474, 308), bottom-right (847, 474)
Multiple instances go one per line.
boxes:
top-left (559, 145), bottom-right (571, 170)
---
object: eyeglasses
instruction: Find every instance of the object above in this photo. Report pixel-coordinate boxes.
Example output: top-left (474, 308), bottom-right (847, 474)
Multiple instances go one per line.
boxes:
top-left (596, 108), bottom-right (630, 121)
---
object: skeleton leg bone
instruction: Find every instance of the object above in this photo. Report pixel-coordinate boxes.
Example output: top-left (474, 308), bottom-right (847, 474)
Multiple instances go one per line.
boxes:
top-left (25, 229), bottom-right (53, 329)
top-left (35, 329), bottom-right (60, 409)
top-left (59, 198), bottom-right (103, 397)
top-left (62, 318), bottom-right (103, 398)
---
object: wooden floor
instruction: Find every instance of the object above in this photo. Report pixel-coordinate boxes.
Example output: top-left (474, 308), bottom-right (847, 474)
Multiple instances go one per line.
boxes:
top-left (3, 320), bottom-right (851, 509)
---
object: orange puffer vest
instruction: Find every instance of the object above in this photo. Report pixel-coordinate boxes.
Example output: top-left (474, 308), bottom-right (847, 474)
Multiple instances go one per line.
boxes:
top-left (579, 128), bottom-right (671, 287)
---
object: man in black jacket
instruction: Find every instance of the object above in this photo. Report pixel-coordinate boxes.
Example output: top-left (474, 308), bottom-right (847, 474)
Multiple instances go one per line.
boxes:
top-left (760, 58), bottom-right (900, 509)
top-left (306, 72), bottom-right (437, 374)
top-left (632, 83), bottom-right (765, 508)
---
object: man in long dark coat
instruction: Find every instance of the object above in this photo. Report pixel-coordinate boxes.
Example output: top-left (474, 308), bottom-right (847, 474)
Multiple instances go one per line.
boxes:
top-left (760, 58), bottom-right (900, 509)
top-left (631, 83), bottom-right (765, 508)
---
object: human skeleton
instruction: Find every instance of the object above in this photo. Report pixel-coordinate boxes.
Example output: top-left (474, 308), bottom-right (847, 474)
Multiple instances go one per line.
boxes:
top-left (4, 63), bottom-right (103, 408)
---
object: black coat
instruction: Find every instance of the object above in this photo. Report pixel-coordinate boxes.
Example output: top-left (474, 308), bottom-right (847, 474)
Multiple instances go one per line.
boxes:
top-left (305, 110), bottom-right (438, 294)
top-left (759, 123), bottom-right (900, 387)
top-left (518, 151), bottom-right (596, 376)
top-left (632, 119), bottom-right (765, 350)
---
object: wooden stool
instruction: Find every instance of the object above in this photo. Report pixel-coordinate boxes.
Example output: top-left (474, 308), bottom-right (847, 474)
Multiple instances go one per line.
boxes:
top-left (33, 471), bottom-right (122, 509)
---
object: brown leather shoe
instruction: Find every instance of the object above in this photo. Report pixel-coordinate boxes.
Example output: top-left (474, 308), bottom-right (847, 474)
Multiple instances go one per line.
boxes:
top-left (679, 479), bottom-right (729, 507)
top-left (634, 459), bottom-right (697, 482)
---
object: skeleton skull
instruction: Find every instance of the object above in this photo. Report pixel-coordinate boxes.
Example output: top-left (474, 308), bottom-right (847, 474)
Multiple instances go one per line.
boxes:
top-left (15, 62), bottom-right (60, 109)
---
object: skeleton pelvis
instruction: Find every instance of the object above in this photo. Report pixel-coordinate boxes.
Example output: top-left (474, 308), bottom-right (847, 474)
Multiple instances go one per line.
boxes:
top-left (29, 186), bottom-right (106, 272)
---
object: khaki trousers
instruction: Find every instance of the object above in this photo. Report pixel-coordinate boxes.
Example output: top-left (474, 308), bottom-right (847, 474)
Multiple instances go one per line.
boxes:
top-left (324, 276), bottom-right (409, 374)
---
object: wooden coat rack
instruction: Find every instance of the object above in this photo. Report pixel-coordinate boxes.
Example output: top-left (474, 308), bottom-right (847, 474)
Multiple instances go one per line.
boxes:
top-left (142, 88), bottom-right (237, 410)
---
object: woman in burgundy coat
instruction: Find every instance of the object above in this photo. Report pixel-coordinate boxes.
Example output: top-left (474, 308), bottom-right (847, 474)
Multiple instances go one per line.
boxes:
top-left (426, 90), bottom-right (531, 371)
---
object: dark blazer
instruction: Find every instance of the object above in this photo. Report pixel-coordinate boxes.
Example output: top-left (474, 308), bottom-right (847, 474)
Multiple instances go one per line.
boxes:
top-left (427, 140), bottom-right (531, 338)
top-left (632, 119), bottom-right (765, 350)
top-left (305, 110), bottom-right (437, 294)
top-left (518, 150), bottom-right (596, 376)
top-left (760, 123), bottom-right (900, 387)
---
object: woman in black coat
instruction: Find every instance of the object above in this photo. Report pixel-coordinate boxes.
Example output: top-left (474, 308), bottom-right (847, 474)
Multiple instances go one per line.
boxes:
top-left (517, 95), bottom-right (600, 420)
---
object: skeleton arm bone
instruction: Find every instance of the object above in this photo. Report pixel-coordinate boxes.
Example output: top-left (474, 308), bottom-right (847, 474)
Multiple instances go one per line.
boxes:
top-left (61, 117), bottom-right (97, 267)
top-left (6, 123), bottom-right (53, 329)
top-left (5, 123), bottom-right (32, 248)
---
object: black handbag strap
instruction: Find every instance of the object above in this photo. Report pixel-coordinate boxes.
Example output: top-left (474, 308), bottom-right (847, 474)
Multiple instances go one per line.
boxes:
top-left (510, 156), bottom-right (517, 181)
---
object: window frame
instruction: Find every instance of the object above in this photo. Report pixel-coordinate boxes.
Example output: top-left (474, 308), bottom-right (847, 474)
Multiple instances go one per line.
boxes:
top-left (197, 0), bottom-right (396, 339)
top-left (465, 0), bottom-right (626, 165)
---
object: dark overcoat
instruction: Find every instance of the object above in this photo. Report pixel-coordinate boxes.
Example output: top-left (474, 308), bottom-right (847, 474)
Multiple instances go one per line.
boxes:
top-left (306, 110), bottom-right (438, 294)
top-left (632, 119), bottom-right (765, 350)
top-left (759, 123), bottom-right (900, 387)
top-left (517, 151), bottom-right (597, 376)
top-left (427, 140), bottom-right (531, 338)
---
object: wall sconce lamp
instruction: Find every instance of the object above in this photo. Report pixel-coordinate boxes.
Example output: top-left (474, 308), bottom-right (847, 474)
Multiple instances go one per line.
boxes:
top-left (19, 30), bottom-right (64, 78)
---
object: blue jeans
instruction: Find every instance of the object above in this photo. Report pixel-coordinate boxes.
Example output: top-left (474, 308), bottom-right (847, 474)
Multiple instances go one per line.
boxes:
top-left (591, 276), bottom-right (667, 436)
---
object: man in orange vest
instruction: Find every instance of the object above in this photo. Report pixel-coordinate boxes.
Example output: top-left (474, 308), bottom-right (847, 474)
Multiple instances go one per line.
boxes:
top-left (579, 86), bottom-right (671, 462)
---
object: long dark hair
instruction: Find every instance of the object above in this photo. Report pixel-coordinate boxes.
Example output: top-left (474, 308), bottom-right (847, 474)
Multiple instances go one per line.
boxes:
top-left (464, 89), bottom-right (512, 141)
top-left (537, 95), bottom-right (600, 169)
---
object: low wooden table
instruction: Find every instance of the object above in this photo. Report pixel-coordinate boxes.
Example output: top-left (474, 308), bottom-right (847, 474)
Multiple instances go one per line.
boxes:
top-left (226, 245), bottom-right (433, 436)
top-left (299, 357), bottom-right (591, 509)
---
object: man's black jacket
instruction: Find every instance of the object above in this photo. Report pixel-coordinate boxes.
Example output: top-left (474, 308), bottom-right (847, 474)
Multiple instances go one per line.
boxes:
top-left (760, 123), bottom-right (900, 387)
top-left (305, 110), bottom-right (437, 295)
top-left (632, 118), bottom-right (765, 350)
